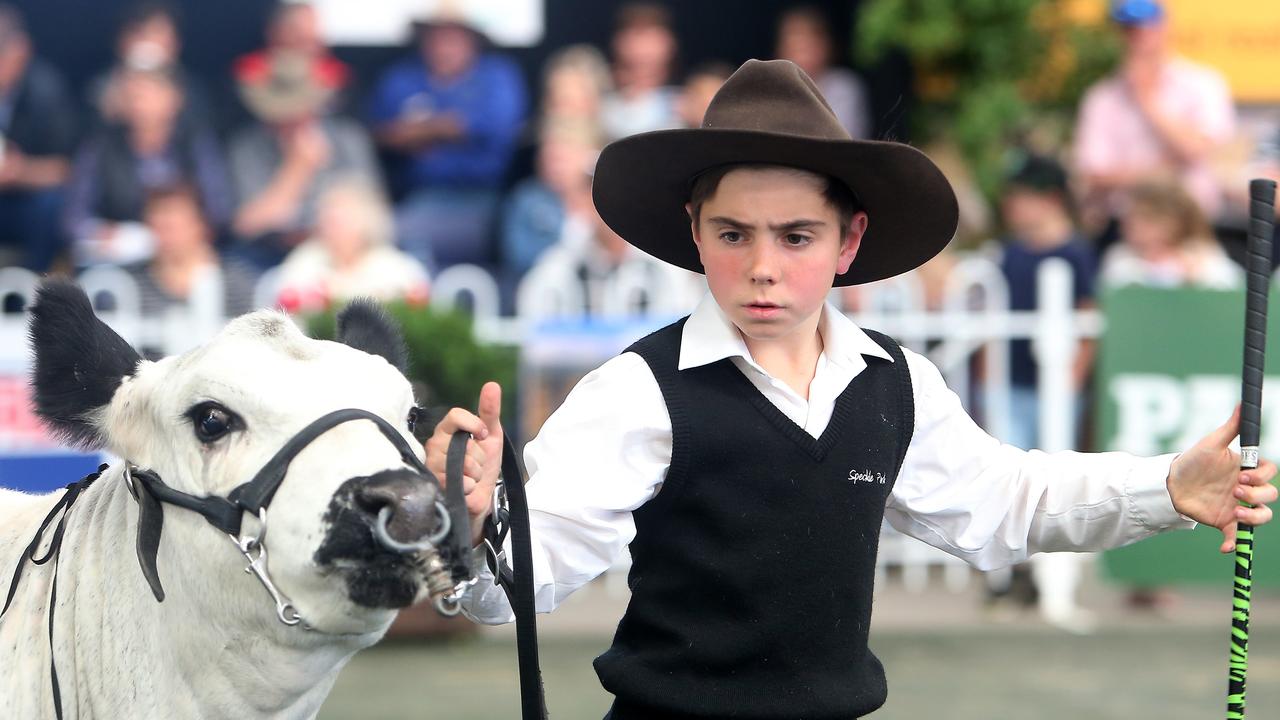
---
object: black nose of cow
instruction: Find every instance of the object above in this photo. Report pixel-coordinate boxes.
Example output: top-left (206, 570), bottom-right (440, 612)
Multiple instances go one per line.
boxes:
top-left (354, 469), bottom-right (445, 550)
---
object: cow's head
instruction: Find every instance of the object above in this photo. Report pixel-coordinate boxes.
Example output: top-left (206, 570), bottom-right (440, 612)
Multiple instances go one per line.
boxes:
top-left (28, 280), bottom-right (449, 637)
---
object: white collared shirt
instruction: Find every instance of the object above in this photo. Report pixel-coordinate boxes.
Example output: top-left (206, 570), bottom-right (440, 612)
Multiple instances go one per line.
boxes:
top-left (461, 294), bottom-right (1193, 623)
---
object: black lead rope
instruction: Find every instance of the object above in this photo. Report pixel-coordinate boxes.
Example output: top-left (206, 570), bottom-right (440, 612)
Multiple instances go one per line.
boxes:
top-left (472, 432), bottom-right (548, 720)
top-left (0, 464), bottom-right (104, 720)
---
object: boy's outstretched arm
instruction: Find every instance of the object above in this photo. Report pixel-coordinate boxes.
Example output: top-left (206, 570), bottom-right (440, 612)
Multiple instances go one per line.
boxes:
top-left (1166, 405), bottom-right (1278, 552)
top-left (425, 381), bottom-right (505, 546)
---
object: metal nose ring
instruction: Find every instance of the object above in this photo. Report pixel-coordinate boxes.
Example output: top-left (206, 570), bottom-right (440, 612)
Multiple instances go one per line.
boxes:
top-left (373, 501), bottom-right (451, 553)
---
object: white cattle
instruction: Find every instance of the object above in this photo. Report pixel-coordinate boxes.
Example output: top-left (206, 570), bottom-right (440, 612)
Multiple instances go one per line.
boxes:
top-left (0, 280), bottom-right (459, 718)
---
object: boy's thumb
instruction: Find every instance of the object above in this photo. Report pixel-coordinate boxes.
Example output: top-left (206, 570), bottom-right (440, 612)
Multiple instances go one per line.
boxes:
top-left (478, 382), bottom-right (503, 434)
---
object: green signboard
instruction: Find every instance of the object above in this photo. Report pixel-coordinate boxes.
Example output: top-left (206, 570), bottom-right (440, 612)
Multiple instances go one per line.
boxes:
top-left (1097, 285), bottom-right (1280, 586)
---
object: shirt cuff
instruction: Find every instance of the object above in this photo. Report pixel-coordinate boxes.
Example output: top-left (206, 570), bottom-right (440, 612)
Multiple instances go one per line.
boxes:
top-left (1127, 452), bottom-right (1197, 532)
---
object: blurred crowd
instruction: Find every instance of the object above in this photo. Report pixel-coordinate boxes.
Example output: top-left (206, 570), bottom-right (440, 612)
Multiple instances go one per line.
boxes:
top-left (0, 1), bottom-right (873, 320)
top-left (0, 0), bottom-right (1276, 331)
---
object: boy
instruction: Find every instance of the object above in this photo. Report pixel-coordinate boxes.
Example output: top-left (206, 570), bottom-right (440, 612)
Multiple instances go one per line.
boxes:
top-left (428, 60), bottom-right (1276, 719)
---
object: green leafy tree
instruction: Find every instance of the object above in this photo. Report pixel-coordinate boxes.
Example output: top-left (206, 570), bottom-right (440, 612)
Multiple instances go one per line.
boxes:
top-left (858, 0), bottom-right (1121, 199)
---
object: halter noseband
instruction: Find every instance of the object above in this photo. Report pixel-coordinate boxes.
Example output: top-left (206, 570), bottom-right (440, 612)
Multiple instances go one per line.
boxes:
top-left (123, 407), bottom-right (474, 626)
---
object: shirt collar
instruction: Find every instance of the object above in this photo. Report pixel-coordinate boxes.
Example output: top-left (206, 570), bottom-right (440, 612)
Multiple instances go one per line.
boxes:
top-left (677, 293), bottom-right (893, 372)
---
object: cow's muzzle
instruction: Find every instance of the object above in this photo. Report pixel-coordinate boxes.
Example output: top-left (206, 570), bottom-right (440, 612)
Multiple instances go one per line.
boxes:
top-left (355, 468), bottom-right (451, 552)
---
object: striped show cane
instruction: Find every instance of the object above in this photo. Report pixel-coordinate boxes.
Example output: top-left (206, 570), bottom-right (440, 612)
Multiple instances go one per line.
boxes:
top-left (1228, 178), bottom-right (1276, 720)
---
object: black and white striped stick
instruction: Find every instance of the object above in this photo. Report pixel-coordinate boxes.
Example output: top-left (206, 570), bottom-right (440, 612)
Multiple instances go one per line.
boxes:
top-left (1227, 178), bottom-right (1276, 720)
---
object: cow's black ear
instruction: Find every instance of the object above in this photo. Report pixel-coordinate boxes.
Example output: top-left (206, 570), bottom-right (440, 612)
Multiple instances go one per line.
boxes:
top-left (336, 299), bottom-right (409, 374)
top-left (28, 279), bottom-right (142, 449)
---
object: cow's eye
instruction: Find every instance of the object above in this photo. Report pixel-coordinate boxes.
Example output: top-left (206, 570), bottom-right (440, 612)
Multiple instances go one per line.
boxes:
top-left (189, 403), bottom-right (237, 443)
top-left (407, 406), bottom-right (431, 442)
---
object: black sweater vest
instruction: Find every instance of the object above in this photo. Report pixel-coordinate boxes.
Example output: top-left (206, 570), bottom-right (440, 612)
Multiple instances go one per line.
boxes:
top-left (593, 319), bottom-right (914, 720)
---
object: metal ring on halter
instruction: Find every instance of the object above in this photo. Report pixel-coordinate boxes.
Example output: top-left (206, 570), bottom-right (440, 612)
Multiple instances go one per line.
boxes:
top-left (373, 501), bottom-right (451, 553)
top-left (434, 594), bottom-right (461, 616)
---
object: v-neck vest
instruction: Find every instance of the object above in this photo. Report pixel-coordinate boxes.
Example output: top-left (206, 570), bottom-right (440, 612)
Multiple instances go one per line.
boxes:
top-left (595, 317), bottom-right (914, 720)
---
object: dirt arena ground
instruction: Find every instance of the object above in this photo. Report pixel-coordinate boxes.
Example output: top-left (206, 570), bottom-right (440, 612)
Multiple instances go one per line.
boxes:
top-left (319, 569), bottom-right (1280, 719)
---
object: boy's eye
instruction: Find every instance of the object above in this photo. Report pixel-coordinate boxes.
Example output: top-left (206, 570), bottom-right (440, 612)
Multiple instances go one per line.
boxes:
top-left (719, 231), bottom-right (743, 244)
top-left (783, 234), bottom-right (812, 246)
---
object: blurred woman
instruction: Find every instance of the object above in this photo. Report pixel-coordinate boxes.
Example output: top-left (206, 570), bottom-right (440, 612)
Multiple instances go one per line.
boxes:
top-left (1099, 179), bottom-right (1241, 289)
top-left (500, 119), bottom-right (600, 290)
top-left (123, 184), bottom-right (258, 357)
top-left (540, 44), bottom-right (612, 135)
top-left (275, 176), bottom-right (429, 313)
top-left (65, 61), bottom-right (232, 267)
top-left (775, 5), bottom-right (871, 139)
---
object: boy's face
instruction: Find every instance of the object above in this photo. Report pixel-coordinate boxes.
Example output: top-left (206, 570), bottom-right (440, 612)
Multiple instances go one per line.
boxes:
top-left (689, 167), bottom-right (866, 346)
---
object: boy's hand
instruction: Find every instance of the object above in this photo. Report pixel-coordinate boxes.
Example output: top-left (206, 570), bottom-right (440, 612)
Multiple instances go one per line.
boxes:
top-left (1167, 405), bottom-right (1279, 553)
top-left (425, 382), bottom-right (504, 546)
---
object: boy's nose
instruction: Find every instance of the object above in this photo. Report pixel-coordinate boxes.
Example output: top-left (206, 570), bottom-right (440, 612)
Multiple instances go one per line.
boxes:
top-left (748, 243), bottom-right (779, 284)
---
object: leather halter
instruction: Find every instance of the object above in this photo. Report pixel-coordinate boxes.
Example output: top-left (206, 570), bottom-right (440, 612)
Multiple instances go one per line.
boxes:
top-left (122, 407), bottom-right (450, 622)
top-left (0, 407), bottom-right (476, 719)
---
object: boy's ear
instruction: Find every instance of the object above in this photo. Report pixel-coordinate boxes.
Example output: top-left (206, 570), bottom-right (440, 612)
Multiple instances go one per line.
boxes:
top-left (837, 211), bottom-right (870, 275)
top-left (29, 279), bottom-right (143, 449)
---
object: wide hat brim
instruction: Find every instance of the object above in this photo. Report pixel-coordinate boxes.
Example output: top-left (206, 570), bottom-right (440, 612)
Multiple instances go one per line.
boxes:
top-left (592, 129), bottom-right (958, 287)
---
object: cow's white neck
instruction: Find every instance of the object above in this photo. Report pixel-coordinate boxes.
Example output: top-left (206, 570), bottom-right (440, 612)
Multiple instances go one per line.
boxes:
top-left (7, 466), bottom-right (384, 719)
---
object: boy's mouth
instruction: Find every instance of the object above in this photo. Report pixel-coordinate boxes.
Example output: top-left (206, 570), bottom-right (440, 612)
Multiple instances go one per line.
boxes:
top-left (743, 301), bottom-right (783, 318)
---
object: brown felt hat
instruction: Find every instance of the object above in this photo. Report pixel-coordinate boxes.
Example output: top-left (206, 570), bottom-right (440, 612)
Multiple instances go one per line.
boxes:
top-left (591, 59), bottom-right (959, 286)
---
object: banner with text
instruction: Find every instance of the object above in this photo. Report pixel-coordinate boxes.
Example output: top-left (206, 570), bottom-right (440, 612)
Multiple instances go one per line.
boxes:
top-left (1098, 285), bottom-right (1280, 586)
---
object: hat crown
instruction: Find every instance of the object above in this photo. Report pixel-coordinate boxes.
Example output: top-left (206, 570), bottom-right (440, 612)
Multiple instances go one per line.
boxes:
top-left (701, 59), bottom-right (849, 142)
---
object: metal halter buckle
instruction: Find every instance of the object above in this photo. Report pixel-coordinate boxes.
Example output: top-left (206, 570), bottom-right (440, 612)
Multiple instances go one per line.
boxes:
top-left (227, 508), bottom-right (305, 627)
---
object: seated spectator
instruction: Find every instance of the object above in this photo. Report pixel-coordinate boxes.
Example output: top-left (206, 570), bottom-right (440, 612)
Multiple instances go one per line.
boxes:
top-left (539, 43), bottom-right (611, 137)
top-left (89, 1), bottom-right (215, 133)
top-left (676, 62), bottom-right (733, 129)
top-left (499, 120), bottom-right (599, 293)
top-left (601, 2), bottom-right (680, 140)
top-left (232, 0), bottom-right (350, 116)
top-left (1099, 179), bottom-right (1241, 289)
top-left (65, 61), bottom-right (233, 268)
top-left (369, 9), bottom-right (527, 272)
top-left (275, 176), bottom-right (429, 314)
top-left (1073, 0), bottom-right (1235, 245)
top-left (522, 198), bottom-right (703, 318)
top-left (229, 50), bottom-right (380, 269)
top-left (775, 5), bottom-right (871, 139)
top-left (123, 184), bottom-right (258, 356)
top-left (0, 4), bottom-right (76, 272)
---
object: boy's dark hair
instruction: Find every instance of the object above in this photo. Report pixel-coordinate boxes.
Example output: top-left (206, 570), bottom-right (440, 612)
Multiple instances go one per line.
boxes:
top-left (687, 164), bottom-right (861, 236)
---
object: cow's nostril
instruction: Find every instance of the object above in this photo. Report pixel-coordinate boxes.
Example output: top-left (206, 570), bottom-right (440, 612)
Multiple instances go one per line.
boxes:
top-left (351, 469), bottom-right (443, 549)
top-left (355, 485), bottom-right (401, 515)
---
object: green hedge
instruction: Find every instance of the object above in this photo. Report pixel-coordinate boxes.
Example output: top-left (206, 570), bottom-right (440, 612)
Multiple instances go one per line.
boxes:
top-left (305, 301), bottom-right (518, 422)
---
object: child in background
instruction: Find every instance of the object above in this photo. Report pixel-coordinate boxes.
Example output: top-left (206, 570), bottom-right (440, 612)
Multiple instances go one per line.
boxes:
top-left (992, 153), bottom-right (1099, 631)
top-left (997, 153), bottom-right (1097, 450)
top-left (1100, 179), bottom-right (1241, 289)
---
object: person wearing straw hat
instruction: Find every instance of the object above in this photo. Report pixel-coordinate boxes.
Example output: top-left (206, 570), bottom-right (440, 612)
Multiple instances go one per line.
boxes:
top-left (228, 49), bottom-right (380, 268)
top-left (428, 59), bottom-right (1277, 719)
